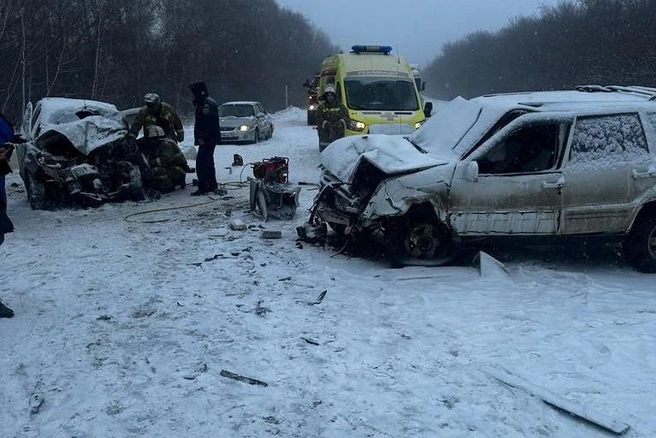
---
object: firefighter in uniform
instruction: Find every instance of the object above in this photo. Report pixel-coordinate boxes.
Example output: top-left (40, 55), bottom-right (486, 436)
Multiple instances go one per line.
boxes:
top-left (316, 84), bottom-right (349, 151)
top-left (142, 126), bottom-right (190, 193)
top-left (128, 93), bottom-right (184, 143)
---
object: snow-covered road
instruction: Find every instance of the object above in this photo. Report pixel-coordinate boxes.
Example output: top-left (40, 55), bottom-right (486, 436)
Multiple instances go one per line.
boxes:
top-left (1, 108), bottom-right (654, 437)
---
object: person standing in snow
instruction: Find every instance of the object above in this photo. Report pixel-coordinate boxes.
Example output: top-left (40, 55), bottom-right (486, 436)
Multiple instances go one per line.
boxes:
top-left (316, 84), bottom-right (349, 151)
top-left (189, 81), bottom-right (220, 196)
top-left (0, 112), bottom-right (15, 318)
top-left (127, 93), bottom-right (185, 144)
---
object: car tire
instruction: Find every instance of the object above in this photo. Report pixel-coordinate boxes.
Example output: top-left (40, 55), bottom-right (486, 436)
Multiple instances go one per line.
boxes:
top-left (624, 215), bottom-right (656, 273)
top-left (268, 124), bottom-right (274, 140)
top-left (24, 171), bottom-right (50, 210)
top-left (390, 215), bottom-right (455, 267)
top-left (252, 129), bottom-right (260, 145)
top-left (307, 111), bottom-right (316, 126)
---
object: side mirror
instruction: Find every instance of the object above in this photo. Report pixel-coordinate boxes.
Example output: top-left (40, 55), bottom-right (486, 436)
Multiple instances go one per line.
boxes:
top-left (466, 161), bottom-right (479, 182)
top-left (423, 101), bottom-right (433, 118)
top-left (454, 161), bottom-right (479, 182)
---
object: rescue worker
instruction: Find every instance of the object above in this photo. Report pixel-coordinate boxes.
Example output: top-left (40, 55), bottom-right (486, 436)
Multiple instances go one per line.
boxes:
top-left (142, 125), bottom-right (190, 193)
top-left (189, 81), bottom-right (220, 196)
top-left (128, 93), bottom-right (184, 143)
top-left (316, 84), bottom-right (349, 151)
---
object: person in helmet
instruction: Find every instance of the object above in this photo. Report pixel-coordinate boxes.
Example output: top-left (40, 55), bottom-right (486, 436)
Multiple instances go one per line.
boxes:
top-left (128, 93), bottom-right (185, 143)
top-left (316, 84), bottom-right (349, 152)
top-left (142, 125), bottom-right (191, 193)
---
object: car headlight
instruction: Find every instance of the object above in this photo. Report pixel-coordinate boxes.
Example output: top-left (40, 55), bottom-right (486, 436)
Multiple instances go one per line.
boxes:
top-left (414, 120), bottom-right (425, 130)
top-left (239, 125), bottom-right (250, 132)
top-left (309, 105), bottom-right (316, 111)
top-left (346, 119), bottom-right (366, 132)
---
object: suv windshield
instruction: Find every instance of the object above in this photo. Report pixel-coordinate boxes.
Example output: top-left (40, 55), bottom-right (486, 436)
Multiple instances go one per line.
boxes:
top-left (219, 104), bottom-right (255, 117)
top-left (345, 77), bottom-right (418, 111)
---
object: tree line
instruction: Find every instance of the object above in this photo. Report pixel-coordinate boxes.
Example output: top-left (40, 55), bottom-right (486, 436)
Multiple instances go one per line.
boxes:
top-left (0, 0), bottom-right (338, 124)
top-left (424, 0), bottom-right (656, 99)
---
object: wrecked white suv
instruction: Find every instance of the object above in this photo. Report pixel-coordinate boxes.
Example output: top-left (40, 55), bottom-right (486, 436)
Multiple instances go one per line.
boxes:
top-left (312, 85), bottom-right (656, 272)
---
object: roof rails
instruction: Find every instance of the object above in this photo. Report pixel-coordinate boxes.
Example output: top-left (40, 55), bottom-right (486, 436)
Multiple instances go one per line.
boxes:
top-left (576, 84), bottom-right (656, 100)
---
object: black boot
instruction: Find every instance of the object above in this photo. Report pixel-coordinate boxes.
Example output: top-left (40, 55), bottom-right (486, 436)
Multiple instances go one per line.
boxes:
top-left (0, 301), bottom-right (14, 318)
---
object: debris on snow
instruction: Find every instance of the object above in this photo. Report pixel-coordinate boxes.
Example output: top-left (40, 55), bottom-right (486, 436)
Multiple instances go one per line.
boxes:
top-left (296, 289), bottom-right (327, 306)
top-left (262, 229), bottom-right (282, 239)
top-left (489, 366), bottom-right (630, 435)
top-left (301, 337), bottom-right (320, 346)
top-left (219, 369), bottom-right (268, 387)
top-left (474, 251), bottom-right (509, 278)
top-left (230, 219), bottom-right (247, 231)
top-left (29, 394), bottom-right (45, 415)
top-left (255, 300), bottom-right (270, 317)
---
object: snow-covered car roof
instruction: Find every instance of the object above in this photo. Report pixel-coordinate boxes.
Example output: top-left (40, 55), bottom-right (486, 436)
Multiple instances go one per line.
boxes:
top-left (33, 97), bottom-right (127, 155)
top-left (410, 86), bottom-right (656, 160)
top-left (37, 97), bottom-right (119, 124)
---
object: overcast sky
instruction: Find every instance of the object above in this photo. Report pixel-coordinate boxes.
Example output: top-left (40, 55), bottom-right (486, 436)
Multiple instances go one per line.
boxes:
top-left (276, 0), bottom-right (563, 66)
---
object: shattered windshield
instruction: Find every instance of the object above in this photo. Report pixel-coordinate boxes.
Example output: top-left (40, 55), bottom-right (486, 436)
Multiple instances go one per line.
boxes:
top-left (345, 77), bottom-right (419, 111)
top-left (44, 105), bottom-right (121, 126)
top-left (219, 104), bottom-right (255, 117)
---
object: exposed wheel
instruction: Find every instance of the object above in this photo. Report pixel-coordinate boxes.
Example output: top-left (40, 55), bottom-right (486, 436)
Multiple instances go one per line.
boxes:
top-left (624, 215), bottom-right (656, 273)
top-left (24, 172), bottom-right (49, 210)
top-left (391, 216), bottom-right (454, 267)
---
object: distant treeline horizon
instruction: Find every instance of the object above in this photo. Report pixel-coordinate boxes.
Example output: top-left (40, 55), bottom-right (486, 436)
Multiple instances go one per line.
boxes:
top-left (424, 0), bottom-right (656, 99)
top-left (2, 0), bottom-right (653, 126)
top-left (0, 0), bottom-right (338, 124)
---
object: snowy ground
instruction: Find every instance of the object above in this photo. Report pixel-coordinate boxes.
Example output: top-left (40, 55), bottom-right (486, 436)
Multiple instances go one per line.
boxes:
top-left (1, 107), bottom-right (655, 438)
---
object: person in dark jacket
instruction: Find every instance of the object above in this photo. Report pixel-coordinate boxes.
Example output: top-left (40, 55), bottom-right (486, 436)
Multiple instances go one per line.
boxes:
top-left (189, 81), bottom-right (220, 196)
top-left (0, 113), bottom-right (15, 318)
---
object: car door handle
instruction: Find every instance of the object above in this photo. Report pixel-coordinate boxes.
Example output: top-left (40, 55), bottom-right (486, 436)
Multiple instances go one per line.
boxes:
top-left (632, 169), bottom-right (656, 179)
top-left (542, 178), bottom-right (565, 190)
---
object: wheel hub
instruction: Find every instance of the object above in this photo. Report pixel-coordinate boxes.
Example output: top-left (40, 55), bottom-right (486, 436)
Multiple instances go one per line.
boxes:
top-left (406, 224), bottom-right (440, 258)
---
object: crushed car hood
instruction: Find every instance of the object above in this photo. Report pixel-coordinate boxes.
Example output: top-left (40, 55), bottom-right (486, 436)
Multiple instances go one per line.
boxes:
top-left (38, 115), bottom-right (127, 155)
top-left (321, 134), bottom-right (447, 183)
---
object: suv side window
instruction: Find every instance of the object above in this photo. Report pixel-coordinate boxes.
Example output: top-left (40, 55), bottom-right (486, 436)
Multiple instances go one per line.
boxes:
top-left (478, 123), bottom-right (563, 175)
top-left (569, 114), bottom-right (648, 165)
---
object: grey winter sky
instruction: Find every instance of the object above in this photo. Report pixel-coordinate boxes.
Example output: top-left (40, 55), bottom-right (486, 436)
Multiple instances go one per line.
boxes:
top-left (276, 0), bottom-right (563, 66)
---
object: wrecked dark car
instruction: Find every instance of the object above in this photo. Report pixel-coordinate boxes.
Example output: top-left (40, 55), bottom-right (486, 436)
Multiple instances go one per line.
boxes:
top-left (17, 98), bottom-right (144, 209)
top-left (307, 85), bottom-right (656, 272)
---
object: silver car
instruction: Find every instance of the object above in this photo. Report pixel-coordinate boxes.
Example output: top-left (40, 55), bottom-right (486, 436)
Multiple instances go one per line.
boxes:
top-left (312, 85), bottom-right (656, 272)
top-left (17, 97), bottom-right (144, 209)
top-left (218, 101), bottom-right (274, 144)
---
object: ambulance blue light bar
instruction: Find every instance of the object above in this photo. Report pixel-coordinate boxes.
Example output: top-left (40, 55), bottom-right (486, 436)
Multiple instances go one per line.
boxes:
top-left (351, 45), bottom-right (393, 55)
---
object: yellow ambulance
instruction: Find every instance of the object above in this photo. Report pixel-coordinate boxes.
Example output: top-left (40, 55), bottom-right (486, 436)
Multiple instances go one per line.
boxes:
top-left (318, 45), bottom-right (431, 141)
